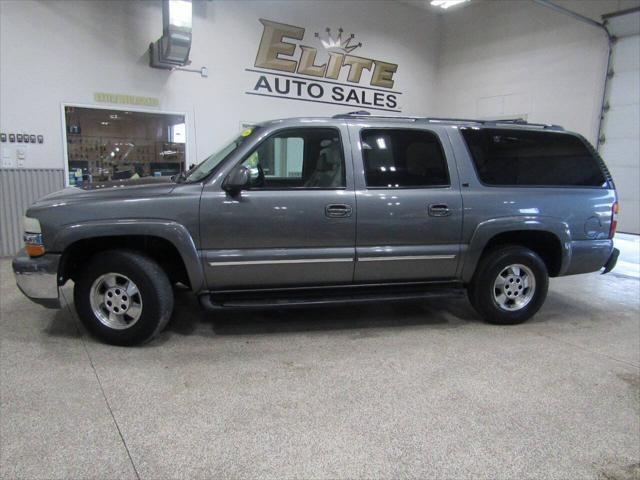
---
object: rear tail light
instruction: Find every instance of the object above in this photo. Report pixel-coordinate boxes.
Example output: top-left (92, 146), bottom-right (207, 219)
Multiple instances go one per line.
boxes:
top-left (609, 201), bottom-right (619, 239)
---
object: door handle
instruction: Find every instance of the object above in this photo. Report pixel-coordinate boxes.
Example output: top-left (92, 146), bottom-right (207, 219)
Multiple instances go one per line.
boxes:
top-left (428, 203), bottom-right (451, 217)
top-left (325, 204), bottom-right (353, 218)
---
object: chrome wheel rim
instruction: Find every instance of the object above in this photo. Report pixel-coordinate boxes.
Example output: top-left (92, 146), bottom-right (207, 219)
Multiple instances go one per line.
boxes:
top-left (493, 264), bottom-right (536, 311)
top-left (89, 273), bottom-right (143, 330)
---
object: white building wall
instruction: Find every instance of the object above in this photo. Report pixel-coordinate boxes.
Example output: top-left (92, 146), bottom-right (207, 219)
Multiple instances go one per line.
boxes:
top-left (0, 0), bottom-right (440, 170)
top-left (1, 0), bottom-right (638, 169)
top-left (433, 0), bottom-right (639, 144)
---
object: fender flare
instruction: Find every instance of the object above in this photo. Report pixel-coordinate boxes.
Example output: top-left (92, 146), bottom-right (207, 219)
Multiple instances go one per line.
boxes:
top-left (52, 219), bottom-right (205, 291)
top-left (461, 216), bottom-right (572, 283)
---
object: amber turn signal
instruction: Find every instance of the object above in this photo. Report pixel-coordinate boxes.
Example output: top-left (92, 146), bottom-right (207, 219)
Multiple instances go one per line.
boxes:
top-left (23, 232), bottom-right (45, 257)
top-left (25, 244), bottom-right (46, 257)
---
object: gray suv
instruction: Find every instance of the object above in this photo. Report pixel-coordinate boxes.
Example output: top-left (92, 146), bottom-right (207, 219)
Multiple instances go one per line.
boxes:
top-left (13, 112), bottom-right (620, 345)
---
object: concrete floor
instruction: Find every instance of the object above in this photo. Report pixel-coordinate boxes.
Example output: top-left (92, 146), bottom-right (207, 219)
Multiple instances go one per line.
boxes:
top-left (1, 236), bottom-right (639, 480)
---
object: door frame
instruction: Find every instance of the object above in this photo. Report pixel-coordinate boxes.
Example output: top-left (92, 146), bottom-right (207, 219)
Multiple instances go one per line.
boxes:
top-left (347, 122), bottom-right (464, 281)
top-left (199, 122), bottom-right (359, 289)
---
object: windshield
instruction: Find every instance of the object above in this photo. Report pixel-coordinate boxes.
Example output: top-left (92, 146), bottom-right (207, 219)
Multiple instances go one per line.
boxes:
top-left (185, 127), bottom-right (259, 182)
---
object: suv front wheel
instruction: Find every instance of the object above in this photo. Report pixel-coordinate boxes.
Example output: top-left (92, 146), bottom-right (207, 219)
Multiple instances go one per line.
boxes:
top-left (74, 250), bottom-right (174, 345)
top-left (468, 245), bottom-right (549, 325)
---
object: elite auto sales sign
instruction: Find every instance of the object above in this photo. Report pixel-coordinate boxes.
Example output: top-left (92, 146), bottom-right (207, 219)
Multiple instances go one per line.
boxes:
top-left (246, 19), bottom-right (402, 112)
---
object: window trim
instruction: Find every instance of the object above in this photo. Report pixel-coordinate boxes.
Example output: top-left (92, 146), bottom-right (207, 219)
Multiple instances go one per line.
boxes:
top-left (230, 126), bottom-right (347, 191)
top-left (460, 127), bottom-right (610, 190)
top-left (359, 127), bottom-right (451, 190)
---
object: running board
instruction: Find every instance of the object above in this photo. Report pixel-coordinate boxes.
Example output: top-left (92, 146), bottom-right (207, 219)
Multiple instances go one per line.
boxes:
top-left (199, 283), bottom-right (465, 310)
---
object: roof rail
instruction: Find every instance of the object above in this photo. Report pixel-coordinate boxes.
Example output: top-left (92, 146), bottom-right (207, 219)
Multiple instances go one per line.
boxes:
top-left (331, 111), bottom-right (564, 130)
top-left (332, 110), bottom-right (371, 118)
top-left (422, 117), bottom-right (484, 125)
top-left (332, 111), bottom-right (422, 121)
top-left (482, 118), bottom-right (564, 130)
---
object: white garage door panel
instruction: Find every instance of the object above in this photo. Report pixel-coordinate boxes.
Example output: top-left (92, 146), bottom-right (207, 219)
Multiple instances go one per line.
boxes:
top-left (611, 31), bottom-right (640, 70)
top-left (602, 139), bottom-right (640, 168)
top-left (608, 70), bottom-right (640, 106)
top-left (618, 200), bottom-right (640, 236)
top-left (600, 28), bottom-right (640, 234)
top-left (619, 211), bottom-right (640, 235)
top-left (603, 104), bottom-right (640, 139)
top-left (610, 166), bottom-right (639, 198)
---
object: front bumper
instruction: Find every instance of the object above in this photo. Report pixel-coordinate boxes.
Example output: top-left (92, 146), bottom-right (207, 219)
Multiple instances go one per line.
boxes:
top-left (12, 250), bottom-right (62, 309)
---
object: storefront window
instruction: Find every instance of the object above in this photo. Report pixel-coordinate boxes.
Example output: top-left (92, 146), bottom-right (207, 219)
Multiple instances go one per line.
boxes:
top-left (64, 106), bottom-right (186, 186)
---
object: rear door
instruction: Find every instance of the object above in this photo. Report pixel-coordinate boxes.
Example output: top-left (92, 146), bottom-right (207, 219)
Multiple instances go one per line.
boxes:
top-left (199, 125), bottom-right (356, 289)
top-left (349, 124), bottom-right (463, 282)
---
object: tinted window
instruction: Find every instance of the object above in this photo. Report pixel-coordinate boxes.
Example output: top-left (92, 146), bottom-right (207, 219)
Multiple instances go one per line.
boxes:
top-left (461, 128), bottom-right (606, 187)
top-left (241, 128), bottom-right (345, 189)
top-left (361, 129), bottom-right (449, 188)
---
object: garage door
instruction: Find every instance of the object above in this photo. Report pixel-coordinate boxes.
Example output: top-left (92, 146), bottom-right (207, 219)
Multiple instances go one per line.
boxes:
top-left (599, 10), bottom-right (640, 234)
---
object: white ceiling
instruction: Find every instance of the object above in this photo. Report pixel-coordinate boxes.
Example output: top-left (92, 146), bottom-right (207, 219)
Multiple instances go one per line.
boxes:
top-left (397, 0), bottom-right (640, 21)
top-left (396, 0), bottom-right (472, 14)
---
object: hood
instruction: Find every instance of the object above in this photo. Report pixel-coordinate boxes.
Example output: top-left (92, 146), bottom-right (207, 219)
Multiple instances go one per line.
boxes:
top-left (33, 176), bottom-right (176, 206)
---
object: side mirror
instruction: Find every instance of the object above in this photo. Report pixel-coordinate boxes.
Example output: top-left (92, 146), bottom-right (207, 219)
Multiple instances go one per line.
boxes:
top-left (222, 166), bottom-right (250, 195)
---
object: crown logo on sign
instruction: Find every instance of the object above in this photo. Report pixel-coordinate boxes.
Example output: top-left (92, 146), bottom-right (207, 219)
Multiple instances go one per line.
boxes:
top-left (314, 27), bottom-right (362, 54)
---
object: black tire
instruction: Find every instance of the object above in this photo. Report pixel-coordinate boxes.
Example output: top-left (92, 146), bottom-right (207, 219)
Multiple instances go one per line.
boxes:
top-left (468, 245), bottom-right (549, 325)
top-left (74, 250), bottom-right (174, 346)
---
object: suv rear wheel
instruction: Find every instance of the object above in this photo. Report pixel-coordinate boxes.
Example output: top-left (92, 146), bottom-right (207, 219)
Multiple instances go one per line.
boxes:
top-left (468, 245), bottom-right (549, 325)
top-left (74, 250), bottom-right (174, 345)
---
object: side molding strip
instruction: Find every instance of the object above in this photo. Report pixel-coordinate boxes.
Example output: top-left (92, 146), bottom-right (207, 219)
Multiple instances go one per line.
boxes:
top-left (358, 255), bottom-right (456, 262)
top-left (209, 258), bottom-right (354, 266)
top-left (209, 255), bottom-right (456, 266)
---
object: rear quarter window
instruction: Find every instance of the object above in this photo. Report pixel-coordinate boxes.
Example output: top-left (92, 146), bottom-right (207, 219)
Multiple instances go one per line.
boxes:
top-left (461, 128), bottom-right (607, 187)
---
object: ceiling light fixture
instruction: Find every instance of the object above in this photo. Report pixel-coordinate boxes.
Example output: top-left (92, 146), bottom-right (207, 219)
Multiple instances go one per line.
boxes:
top-left (431, 0), bottom-right (470, 9)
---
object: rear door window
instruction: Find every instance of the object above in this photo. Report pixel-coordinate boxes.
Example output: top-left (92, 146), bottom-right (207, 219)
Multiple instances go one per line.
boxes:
top-left (360, 129), bottom-right (449, 188)
top-left (461, 128), bottom-right (607, 187)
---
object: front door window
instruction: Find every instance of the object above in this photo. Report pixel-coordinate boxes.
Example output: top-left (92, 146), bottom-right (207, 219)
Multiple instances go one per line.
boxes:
top-left (241, 128), bottom-right (345, 189)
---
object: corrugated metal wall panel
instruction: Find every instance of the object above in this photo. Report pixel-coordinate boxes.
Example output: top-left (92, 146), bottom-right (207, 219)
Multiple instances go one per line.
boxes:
top-left (0, 169), bottom-right (65, 257)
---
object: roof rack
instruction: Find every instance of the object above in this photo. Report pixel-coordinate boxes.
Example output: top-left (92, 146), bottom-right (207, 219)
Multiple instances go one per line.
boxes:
top-left (483, 118), bottom-right (564, 130)
top-left (332, 111), bottom-right (426, 121)
top-left (331, 111), bottom-right (564, 131)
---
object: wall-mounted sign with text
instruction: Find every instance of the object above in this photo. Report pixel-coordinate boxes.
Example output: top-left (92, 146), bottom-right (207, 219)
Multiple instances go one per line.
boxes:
top-left (94, 92), bottom-right (160, 107)
top-left (246, 19), bottom-right (402, 112)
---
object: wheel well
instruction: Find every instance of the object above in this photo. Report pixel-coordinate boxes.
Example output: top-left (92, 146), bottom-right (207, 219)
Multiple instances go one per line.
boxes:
top-left (59, 235), bottom-right (191, 288)
top-left (482, 230), bottom-right (563, 277)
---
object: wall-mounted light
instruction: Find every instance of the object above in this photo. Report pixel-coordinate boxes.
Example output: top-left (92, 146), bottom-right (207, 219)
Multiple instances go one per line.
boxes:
top-left (431, 0), bottom-right (470, 9)
top-left (149, 0), bottom-right (193, 69)
top-left (166, 0), bottom-right (192, 29)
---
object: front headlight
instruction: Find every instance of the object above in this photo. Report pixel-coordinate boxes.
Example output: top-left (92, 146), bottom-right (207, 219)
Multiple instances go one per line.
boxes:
top-left (23, 216), bottom-right (41, 233)
top-left (23, 216), bottom-right (45, 257)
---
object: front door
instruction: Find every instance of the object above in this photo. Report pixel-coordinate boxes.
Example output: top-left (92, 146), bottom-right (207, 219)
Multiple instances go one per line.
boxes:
top-left (349, 125), bottom-right (463, 282)
top-left (199, 126), bottom-right (356, 289)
